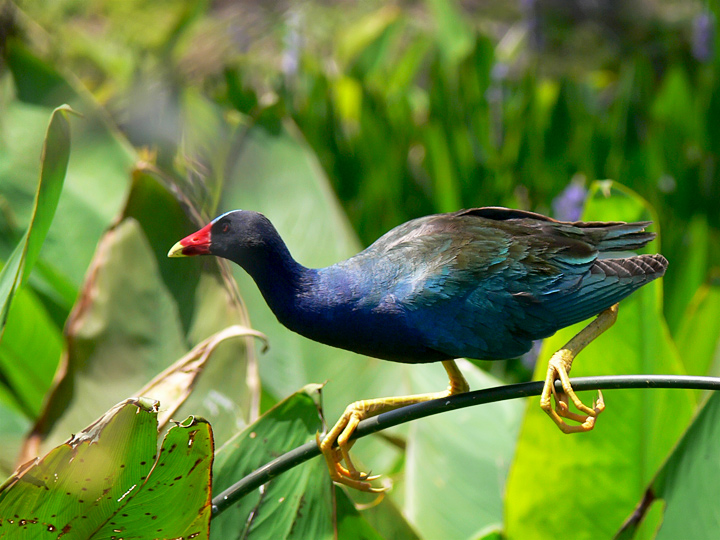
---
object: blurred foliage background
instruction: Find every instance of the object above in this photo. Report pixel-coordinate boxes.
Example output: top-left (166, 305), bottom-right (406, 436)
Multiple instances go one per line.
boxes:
top-left (2, 0), bottom-right (720, 539)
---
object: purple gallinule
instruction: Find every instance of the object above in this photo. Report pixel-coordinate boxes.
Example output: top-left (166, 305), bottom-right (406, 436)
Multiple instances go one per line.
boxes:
top-left (169, 207), bottom-right (667, 491)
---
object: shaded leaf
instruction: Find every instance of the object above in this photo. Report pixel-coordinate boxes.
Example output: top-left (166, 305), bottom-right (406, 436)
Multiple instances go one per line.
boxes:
top-left (20, 218), bottom-right (187, 461)
top-left (137, 324), bottom-right (266, 430)
top-left (0, 288), bottom-right (62, 419)
top-left (629, 393), bottom-right (720, 539)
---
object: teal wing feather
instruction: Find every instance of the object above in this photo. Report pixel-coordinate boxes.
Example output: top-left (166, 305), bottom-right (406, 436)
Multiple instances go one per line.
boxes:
top-left (351, 208), bottom-right (666, 361)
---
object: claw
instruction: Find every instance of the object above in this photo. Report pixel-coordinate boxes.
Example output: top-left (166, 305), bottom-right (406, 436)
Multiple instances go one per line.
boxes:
top-left (316, 360), bottom-right (469, 491)
top-left (539, 305), bottom-right (618, 433)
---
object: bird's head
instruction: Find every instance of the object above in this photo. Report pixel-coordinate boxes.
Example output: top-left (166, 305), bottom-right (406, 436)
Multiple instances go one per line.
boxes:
top-left (168, 210), bottom-right (277, 265)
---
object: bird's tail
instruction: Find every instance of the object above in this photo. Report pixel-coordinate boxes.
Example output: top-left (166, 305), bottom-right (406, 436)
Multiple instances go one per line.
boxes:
top-left (591, 253), bottom-right (668, 281)
top-left (570, 221), bottom-right (656, 252)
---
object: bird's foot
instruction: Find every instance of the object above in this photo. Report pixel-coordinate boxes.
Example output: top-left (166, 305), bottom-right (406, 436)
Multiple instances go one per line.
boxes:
top-left (317, 403), bottom-right (387, 493)
top-left (539, 349), bottom-right (604, 433)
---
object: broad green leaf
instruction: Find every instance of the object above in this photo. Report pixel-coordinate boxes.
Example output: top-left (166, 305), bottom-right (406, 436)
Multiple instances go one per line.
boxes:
top-left (24, 218), bottom-right (187, 456)
top-left (0, 399), bottom-right (31, 479)
top-left (0, 398), bottom-right (158, 537)
top-left (676, 283), bottom-right (720, 377)
top-left (211, 386), bottom-right (334, 539)
top-left (505, 182), bottom-right (694, 540)
top-left (24, 165), bottom-right (256, 456)
top-left (0, 400), bottom-right (213, 539)
top-left (93, 416), bottom-right (213, 540)
top-left (1, 42), bottom-right (134, 294)
top-left (0, 287), bottom-right (62, 419)
top-left (335, 486), bottom-right (385, 540)
top-left (402, 361), bottom-right (523, 540)
top-left (663, 215), bottom-right (709, 335)
top-left (212, 386), bottom-right (393, 538)
top-left (639, 393), bottom-right (720, 539)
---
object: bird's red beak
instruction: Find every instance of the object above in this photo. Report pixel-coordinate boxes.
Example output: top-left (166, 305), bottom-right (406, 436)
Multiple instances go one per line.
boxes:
top-left (168, 222), bottom-right (213, 257)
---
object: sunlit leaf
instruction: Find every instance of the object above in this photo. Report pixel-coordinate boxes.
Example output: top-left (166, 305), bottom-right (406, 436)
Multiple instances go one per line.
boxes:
top-left (633, 393), bottom-right (720, 539)
top-left (0, 105), bottom-right (73, 419)
top-left (0, 399), bottom-right (213, 539)
top-left (505, 182), bottom-right (694, 540)
top-left (0, 398), bottom-right (159, 537)
top-left (403, 361), bottom-right (524, 539)
top-left (676, 283), bottom-right (720, 377)
top-left (93, 416), bottom-right (213, 540)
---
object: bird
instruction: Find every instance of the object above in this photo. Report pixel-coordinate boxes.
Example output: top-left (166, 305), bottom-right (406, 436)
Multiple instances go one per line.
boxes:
top-left (168, 206), bottom-right (668, 492)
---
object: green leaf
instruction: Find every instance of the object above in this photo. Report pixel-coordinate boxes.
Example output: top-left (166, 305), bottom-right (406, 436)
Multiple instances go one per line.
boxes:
top-left (1, 42), bottom-right (135, 294)
top-left (93, 416), bottom-right (213, 540)
top-left (664, 215), bottom-right (709, 335)
top-left (0, 399), bottom-right (31, 479)
top-left (335, 486), bottom-right (385, 540)
top-left (676, 283), bottom-right (720, 377)
top-left (640, 393), bottom-right (720, 539)
top-left (0, 105), bottom-right (73, 418)
top-left (0, 105), bottom-right (72, 332)
top-left (0, 398), bottom-right (159, 537)
top-left (211, 386), bottom-right (334, 539)
top-left (0, 400), bottom-right (213, 539)
top-left (402, 361), bottom-right (524, 539)
top-left (25, 218), bottom-right (188, 455)
top-left (423, 120), bottom-right (462, 213)
top-left (505, 182), bottom-right (694, 539)
top-left (0, 288), bottom-right (62, 419)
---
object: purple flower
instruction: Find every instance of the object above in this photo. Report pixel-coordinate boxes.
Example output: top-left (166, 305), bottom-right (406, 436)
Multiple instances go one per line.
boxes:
top-left (553, 179), bottom-right (588, 222)
top-left (692, 12), bottom-right (715, 63)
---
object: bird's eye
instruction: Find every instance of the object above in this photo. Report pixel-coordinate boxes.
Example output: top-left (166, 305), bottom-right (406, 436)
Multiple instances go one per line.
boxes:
top-left (222, 223), bottom-right (229, 233)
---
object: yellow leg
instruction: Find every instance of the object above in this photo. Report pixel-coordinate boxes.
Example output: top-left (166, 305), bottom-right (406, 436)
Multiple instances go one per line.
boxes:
top-left (318, 359), bottom-right (469, 492)
top-left (540, 303), bottom-right (619, 433)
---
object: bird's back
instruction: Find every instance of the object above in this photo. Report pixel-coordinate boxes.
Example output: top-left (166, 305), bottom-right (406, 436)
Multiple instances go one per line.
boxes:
top-left (315, 208), bottom-right (667, 363)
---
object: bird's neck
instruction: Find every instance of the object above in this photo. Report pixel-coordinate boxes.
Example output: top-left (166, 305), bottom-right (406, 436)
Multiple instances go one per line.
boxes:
top-left (229, 237), bottom-right (317, 326)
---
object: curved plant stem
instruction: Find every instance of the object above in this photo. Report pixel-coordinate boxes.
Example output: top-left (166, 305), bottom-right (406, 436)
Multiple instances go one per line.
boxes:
top-left (211, 374), bottom-right (720, 517)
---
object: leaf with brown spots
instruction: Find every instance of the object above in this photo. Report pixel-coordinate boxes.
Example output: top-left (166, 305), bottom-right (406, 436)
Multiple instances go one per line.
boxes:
top-left (0, 398), bottom-right (158, 538)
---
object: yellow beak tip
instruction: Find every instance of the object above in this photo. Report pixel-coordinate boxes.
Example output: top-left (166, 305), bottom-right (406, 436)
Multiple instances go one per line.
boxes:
top-left (167, 241), bottom-right (186, 258)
